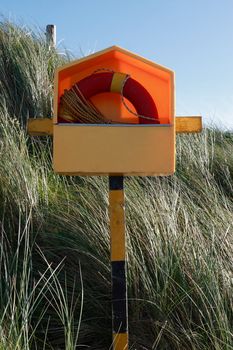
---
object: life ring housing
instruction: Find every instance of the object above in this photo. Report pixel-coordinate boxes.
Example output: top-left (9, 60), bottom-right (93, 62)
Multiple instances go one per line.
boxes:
top-left (59, 72), bottom-right (159, 124)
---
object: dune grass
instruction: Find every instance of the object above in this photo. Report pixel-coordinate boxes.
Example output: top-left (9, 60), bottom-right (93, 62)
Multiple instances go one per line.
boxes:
top-left (0, 19), bottom-right (232, 349)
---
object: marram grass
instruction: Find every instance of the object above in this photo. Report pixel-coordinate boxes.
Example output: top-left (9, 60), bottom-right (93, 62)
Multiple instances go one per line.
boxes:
top-left (0, 19), bottom-right (232, 350)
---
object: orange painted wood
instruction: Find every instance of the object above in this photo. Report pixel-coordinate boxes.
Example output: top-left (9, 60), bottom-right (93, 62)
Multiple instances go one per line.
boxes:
top-left (54, 46), bottom-right (175, 125)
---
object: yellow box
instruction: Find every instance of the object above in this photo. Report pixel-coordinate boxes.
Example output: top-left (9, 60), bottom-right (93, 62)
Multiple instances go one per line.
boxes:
top-left (53, 46), bottom-right (175, 176)
top-left (53, 124), bottom-right (175, 176)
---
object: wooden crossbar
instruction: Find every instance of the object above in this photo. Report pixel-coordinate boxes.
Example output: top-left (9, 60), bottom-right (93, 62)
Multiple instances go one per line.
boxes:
top-left (27, 116), bottom-right (202, 136)
top-left (27, 118), bottom-right (53, 136)
top-left (175, 116), bottom-right (202, 134)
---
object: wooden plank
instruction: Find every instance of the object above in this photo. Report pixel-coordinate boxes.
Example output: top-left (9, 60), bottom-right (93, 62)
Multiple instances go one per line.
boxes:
top-left (27, 118), bottom-right (53, 136)
top-left (27, 116), bottom-right (202, 136)
top-left (175, 116), bottom-right (202, 133)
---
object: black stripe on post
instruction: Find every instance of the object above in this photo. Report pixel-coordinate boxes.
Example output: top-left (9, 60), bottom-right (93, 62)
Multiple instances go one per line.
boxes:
top-left (111, 260), bottom-right (127, 333)
top-left (109, 176), bottom-right (124, 191)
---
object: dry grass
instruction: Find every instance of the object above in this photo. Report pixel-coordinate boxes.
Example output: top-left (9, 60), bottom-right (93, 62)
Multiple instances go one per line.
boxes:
top-left (0, 19), bottom-right (232, 349)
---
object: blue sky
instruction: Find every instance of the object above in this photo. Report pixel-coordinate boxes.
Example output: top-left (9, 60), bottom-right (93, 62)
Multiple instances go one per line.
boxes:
top-left (1, 0), bottom-right (233, 129)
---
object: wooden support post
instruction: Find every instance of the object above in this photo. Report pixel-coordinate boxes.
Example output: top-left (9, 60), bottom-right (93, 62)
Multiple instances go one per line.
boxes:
top-left (109, 176), bottom-right (128, 350)
top-left (46, 24), bottom-right (56, 49)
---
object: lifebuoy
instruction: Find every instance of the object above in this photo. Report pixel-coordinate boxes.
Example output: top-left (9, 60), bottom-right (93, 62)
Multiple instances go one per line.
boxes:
top-left (59, 72), bottom-right (159, 124)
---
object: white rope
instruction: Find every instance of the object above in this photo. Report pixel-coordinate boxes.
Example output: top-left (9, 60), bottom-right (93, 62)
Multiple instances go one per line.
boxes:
top-left (120, 74), bottom-right (157, 121)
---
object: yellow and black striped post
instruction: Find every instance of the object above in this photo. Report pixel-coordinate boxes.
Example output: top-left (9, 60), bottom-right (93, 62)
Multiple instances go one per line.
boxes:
top-left (109, 176), bottom-right (128, 350)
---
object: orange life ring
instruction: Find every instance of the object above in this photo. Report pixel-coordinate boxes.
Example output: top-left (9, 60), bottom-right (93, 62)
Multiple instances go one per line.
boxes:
top-left (59, 72), bottom-right (159, 124)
